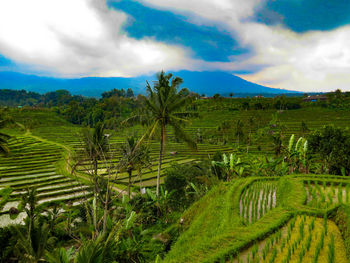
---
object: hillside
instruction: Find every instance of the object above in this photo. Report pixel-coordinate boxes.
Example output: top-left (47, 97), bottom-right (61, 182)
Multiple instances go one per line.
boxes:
top-left (0, 71), bottom-right (296, 97)
top-left (164, 176), bottom-right (349, 262)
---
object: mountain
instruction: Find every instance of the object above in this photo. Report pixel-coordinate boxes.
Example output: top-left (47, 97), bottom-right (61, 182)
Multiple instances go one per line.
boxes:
top-left (0, 71), bottom-right (297, 97)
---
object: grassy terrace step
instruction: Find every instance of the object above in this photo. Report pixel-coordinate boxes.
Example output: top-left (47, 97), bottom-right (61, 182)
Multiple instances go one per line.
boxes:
top-left (78, 156), bottom-right (191, 175)
top-left (116, 159), bottom-right (196, 184)
top-left (232, 215), bottom-right (347, 263)
top-left (0, 174), bottom-right (66, 187)
top-left (0, 172), bottom-right (59, 184)
top-left (0, 164), bottom-right (55, 173)
top-left (240, 180), bottom-right (277, 224)
top-left (0, 134), bottom-right (92, 212)
top-left (37, 191), bottom-right (93, 205)
top-left (10, 178), bottom-right (76, 191)
top-left (0, 167), bottom-right (57, 178)
top-left (0, 154), bottom-right (61, 164)
top-left (0, 157), bottom-right (61, 166)
top-left (305, 181), bottom-right (350, 209)
top-left (163, 175), bottom-right (350, 262)
top-left (36, 186), bottom-right (92, 199)
top-left (11, 182), bottom-right (87, 197)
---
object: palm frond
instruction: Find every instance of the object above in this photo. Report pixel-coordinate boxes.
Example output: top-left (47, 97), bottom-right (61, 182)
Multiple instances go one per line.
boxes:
top-left (171, 119), bottom-right (197, 150)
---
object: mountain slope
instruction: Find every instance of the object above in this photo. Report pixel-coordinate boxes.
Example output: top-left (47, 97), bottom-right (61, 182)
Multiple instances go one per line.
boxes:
top-left (0, 71), bottom-right (296, 97)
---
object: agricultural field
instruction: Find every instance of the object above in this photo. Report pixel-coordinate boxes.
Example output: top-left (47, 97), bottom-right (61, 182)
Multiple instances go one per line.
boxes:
top-left (0, 135), bottom-right (92, 227)
top-left (2, 3), bottom-right (350, 261)
top-left (1, 106), bottom-right (350, 262)
top-left (240, 180), bottom-right (277, 224)
top-left (164, 175), bottom-right (350, 263)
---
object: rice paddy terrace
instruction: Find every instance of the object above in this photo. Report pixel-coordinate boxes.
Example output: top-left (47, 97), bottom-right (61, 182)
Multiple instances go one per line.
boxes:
top-left (164, 175), bottom-right (350, 263)
top-left (6, 107), bottom-right (350, 189)
top-left (1, 107), bottom-right (350, 259)
top-left (0, 134), bottom-right (92, 227)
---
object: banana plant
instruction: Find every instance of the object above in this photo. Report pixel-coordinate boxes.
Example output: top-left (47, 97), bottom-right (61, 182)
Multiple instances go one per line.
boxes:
top-left (285, 134), bottom-right (309, 173)
top-left (146, 187), bottom-right (174, 221)
top-left (211, 153), bottom-right (246, 180)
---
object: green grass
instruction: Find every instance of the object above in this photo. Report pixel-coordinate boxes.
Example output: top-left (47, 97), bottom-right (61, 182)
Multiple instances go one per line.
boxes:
top-left (163, 175), bottom-right (350, 263)
top-left (0, 136), bottom-right (92, 217)
top-left (2, 107), bottom-right (350, 260)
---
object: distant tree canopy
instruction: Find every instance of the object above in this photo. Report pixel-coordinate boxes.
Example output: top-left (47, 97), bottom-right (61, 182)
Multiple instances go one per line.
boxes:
top-left (0, 89), bottom-right (85, 107)
top-left (101, 88), bottom-right (134, 99)
top-left (308, 125), bottom-right (350, 175)
top-left (0, 89), bottom-right (41, 106)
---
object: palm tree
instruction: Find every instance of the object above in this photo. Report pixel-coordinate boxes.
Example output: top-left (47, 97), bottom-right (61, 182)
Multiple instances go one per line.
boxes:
top-left (118, 137), bottom-right (151, 199)
top-left (83, 122), bottom-right (109, 176)
top-left (130, 71), bottom-right (197, 196)
top-left (234, 119), bottom-right (244, 146)
top-left (81, 122), bottom-right (110, 236)
top-left (14, 188), bottom-right (54, 263)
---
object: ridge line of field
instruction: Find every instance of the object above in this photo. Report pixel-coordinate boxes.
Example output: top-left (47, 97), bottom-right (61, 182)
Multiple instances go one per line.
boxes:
top-left (23, 128), bottom-right (129, 196)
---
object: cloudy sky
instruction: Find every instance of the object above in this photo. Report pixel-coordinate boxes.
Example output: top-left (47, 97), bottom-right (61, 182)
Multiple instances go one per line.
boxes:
top-left (1, 0), bottom-right (350, 92)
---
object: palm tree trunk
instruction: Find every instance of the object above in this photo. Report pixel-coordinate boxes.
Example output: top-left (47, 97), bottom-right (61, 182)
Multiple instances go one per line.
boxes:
top-left (156, 122), bottom-right (165, 197)
top-left (102, 190), bottom-right (109, 235)
top-left (138, 168), bottom-right (142, 192)
top-left (94, 158), bottom-right (98, 176)
top-left (128, 170), bottom-right (132, 199)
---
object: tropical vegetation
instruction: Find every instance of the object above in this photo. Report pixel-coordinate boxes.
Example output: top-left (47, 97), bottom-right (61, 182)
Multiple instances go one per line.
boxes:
top-left (1, 72), bottom-right (350, 262)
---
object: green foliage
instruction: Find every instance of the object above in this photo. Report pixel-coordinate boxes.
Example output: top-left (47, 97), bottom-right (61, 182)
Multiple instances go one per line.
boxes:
top-left (46, 247), bottom-right (74, 263)
top-left (164, 166), bottom-right (187, 209)
top-left (328, 234), bottom-right (335, 263)
top-left (118, 136), bottom-right (151, 198)
top-left (259, 113), bottom-right (286, 156)
top-left (211, 153), bottom-right (246, 180)
top-left (333, 205), bottom-right (350, 258)
top-left (0, 227), bottom-right (18, 262)
top-left (308, 125), bottom-right (350, 175)
top-left (0, 113), bottom-right (12, 155)
top-left (130, 71), bottom-right (197, 196)
top-left (0, 187), bottom-right (12, 211)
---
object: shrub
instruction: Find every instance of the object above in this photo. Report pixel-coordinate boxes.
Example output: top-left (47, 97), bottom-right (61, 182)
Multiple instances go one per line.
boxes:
top-left (308, 126), bottom-right (350, 175)
top-left (164, 166), bottom-right (188, 210)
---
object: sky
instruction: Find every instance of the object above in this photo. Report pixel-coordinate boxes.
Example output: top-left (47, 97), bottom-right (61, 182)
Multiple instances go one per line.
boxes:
top-left (0, 0), bottom-right (350, 92)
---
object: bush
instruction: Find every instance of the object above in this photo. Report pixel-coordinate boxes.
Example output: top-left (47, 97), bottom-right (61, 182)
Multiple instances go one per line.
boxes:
top-left (0, 227), bottom-right (17, 262)
top-left (308, 126), bottom-right (350, 175)
top-left (164, 162), bottom-right (214, 210)
top-left (333, 205), bottom-right (350, 258)
top-left (164, 167), bottom-right (188, 210)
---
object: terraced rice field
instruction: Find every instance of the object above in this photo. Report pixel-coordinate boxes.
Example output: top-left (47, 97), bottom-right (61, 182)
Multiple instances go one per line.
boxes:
top-left (74, 139), bottom-right (234, 188)
top-left (6, 107), bottom-right (350, 190)
top-left (240, 180), bottom-right (277, 224)
top-left (0, 136), bottom-right (92, 226)
top-left (232, 215), bottom-right (346, 263)
top-left (305, 180), bottom-right (350, 209)
top-left (164, 175), bottom-right (350, 263)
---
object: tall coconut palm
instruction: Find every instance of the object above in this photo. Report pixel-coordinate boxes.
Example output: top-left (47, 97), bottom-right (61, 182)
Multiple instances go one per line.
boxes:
top-left (118, 137), bottom-right (151, 199)
top-left (132, 71), bottom-right (197, 196)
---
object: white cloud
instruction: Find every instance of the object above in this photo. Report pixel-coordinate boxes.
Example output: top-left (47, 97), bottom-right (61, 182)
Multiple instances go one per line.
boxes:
top-left (0, 0), bottom-right (197, 77)
top-left (1, 0), bottom-right (350, 92)
top-left (238, 24), bottom-right (350, 92)
top-left (139, 0), bottom-right (350, 92)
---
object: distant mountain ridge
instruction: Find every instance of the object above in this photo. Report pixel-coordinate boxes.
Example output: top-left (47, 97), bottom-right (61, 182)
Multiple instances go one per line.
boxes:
top-left (0, 71), bottom-right (298, 97)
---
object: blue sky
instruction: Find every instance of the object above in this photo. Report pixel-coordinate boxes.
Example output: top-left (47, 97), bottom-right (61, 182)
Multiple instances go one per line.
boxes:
top-left (254, 0), bottom-right (350, 32)
top-left (0, 0), bottom-right (350, 92)
top-left (110, 0), bottom-right (247, 62)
